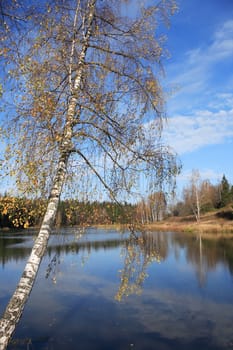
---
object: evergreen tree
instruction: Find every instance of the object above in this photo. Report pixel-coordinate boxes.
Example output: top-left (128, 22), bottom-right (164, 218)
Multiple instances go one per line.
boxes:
top-left (219, 175), bottom-right (231, 207)
top-left (230, 186), bottom-right (233, 202)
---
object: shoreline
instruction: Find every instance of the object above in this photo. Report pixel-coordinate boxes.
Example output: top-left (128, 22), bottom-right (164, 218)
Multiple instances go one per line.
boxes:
top-left (144, 222), bottom-right (233, 236)
top-left (1, 221), bottom-right (233, 236)
top-left (96, 218), bottom-right (233, 235)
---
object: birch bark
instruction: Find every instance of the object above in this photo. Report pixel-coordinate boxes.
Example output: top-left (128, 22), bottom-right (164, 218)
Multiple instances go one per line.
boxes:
top-left (0, 1), bottom-right (96, 348)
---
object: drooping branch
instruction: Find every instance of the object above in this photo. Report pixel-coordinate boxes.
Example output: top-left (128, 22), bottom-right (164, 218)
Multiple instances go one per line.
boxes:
top-left (86, 60), bottom-right (164, 114)
top-left (0, 1), bottom-right (179, 347)
top-left (0, 1), bottom-right (97, 348)
top-left (75, 148), bottom-right (120, 202)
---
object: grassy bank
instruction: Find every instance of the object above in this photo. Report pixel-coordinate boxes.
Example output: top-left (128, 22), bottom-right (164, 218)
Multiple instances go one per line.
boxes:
top-left (145, 209), bottom-right (233, 235)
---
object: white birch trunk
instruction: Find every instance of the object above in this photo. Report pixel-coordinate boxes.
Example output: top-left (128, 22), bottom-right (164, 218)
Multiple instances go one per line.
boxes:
top-left (195, 186), bottom-right (200, 222)
top-left (0, 1), bottom-right (96, 348)
top-left (0, 151), bottom-right (68, 350)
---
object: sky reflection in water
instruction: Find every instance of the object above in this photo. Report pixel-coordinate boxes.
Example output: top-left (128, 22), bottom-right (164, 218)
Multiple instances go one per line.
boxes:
top-left (1, 228), bottom-right (233, 350)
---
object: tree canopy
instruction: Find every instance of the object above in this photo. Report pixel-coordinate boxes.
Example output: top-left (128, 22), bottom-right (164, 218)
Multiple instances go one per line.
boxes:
top-left (0, 1), bottom-right (179, 347)
top-left (1, 0), bottom-right (179, 200)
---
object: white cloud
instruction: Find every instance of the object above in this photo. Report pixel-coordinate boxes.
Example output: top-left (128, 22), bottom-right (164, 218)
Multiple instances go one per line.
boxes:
top-left (177, 169), bottom-right (223, 183)
top-left (208, 92), bottom-right (233, 110)
top-left (166, 19), bottom-right (233, 110)
top-left (162, 18), bottom-right (233, 190)
top-left (186, 19), bottom-right (233, 68)
top-left (205, 20), bottom-right (233, 61)
top-left (163, 108), bottom-right (233, 154)
top-left (214, 19), bottom-right (233, 41)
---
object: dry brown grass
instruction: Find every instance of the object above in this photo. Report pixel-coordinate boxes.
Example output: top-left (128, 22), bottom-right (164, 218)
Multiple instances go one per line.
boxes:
top-left (145, 210), bottom-right (233, 235)
top-left (94, 208), bottom-right (233, 236)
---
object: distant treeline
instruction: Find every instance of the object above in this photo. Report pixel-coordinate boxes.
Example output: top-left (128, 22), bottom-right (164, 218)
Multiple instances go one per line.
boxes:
top-left (2, 175), bottom-right (232, 229)
top-left (0, 196), bottom-right (137, 229)
top-left (171, 174), bottom-right (233, 218)
top-left (0, 189), bottom-right (169, 229)
top-left (56, 200), bottom-right (136, 226)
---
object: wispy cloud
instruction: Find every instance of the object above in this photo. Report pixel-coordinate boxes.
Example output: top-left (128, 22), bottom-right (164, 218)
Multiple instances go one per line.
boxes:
top-left (188, 19), bottom-right (233, 64)
top-left (177, 169), bottom-right (223, 183)
top-left (163, 18), bottom-right (233, 155)
top-left (208, 92), bottom-right (233, 110)
top-left (166, 19), bottom-right (233, 112)
top-left (163, 108), bottom-right (233, 154)
top-left (213, 19), bottom-right (233, 49)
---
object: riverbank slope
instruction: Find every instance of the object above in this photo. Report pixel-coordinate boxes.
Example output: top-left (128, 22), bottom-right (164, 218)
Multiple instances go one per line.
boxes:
top-left (145, 207), bottom-right (233, 234)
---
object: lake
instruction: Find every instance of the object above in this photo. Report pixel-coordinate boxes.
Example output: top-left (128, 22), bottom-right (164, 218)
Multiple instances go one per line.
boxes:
top-left (1, 228), bottom-right (233, 350)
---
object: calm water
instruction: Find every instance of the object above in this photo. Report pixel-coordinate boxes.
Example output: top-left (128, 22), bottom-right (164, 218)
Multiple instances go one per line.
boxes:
top-left (1, 228), bottom-right (233, 350)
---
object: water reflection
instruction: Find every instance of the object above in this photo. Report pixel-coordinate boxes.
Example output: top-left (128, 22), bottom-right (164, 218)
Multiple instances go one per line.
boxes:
top-left (115, 231), bottom-right (167, 300)
top-left (171, 232), bottom-right (233, 285)
top-left (0, 233), bottom-right (30, 266)
top-left (1, 229), bottom-right (233, 350)
top-left (1, 229), bottom-right (233, 285)
top-left (0, 229), bottom-right (127, 266)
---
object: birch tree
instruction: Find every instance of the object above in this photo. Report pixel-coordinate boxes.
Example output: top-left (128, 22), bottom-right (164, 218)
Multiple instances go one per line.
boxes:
top-left (0, 0), bottom-right (178, 347)
top-left (183, 169), bottom-right (202, 222)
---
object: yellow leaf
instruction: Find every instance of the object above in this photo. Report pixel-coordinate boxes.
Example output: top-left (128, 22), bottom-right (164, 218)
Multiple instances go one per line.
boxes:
top-left (2, 208), bottom-right (8, 215)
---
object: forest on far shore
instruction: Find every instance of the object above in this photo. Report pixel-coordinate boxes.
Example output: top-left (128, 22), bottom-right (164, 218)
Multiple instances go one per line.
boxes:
top-left (0, 197), bottom-right (136, 229)
top-left (0, 174), bottom-right (233, 229)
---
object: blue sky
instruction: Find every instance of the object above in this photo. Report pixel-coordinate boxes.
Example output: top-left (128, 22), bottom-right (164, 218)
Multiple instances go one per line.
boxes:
top-left (1, 0), bottom-right (233, 199)
top-left (162, 0), bottom-right (233, 194)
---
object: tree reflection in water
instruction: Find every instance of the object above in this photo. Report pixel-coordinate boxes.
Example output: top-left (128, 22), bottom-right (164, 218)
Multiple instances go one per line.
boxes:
top-left (115, 230), bottom-right (168, 301)
top-left (1, 228), bottom-right (233, 295)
